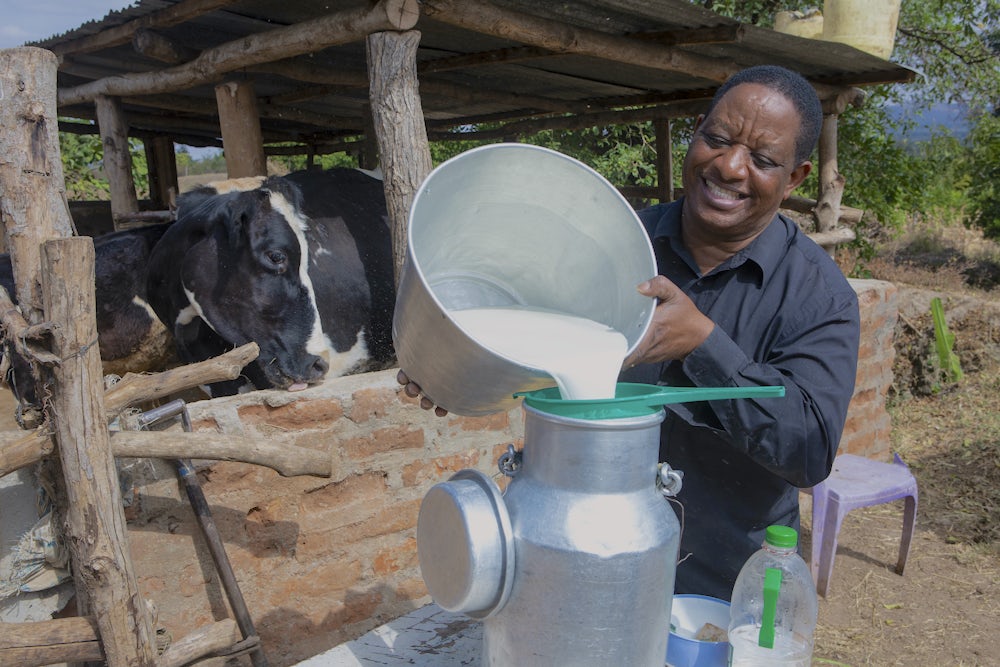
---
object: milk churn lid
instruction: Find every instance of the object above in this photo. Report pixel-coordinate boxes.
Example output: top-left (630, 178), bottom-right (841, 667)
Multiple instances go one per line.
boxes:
top-left (765, 525), bottom-right (798, 549)
top-left (515, 382), bottom-right (785, 420)
top-left (416, 469), bottom-right (515, 619)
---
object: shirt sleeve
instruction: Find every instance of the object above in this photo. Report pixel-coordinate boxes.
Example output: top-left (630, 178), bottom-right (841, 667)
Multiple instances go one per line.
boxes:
top-left (675, 292), bottom-right (861, 488)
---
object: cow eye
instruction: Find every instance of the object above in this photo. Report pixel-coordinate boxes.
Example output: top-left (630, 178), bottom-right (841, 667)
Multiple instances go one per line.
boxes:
top-left (264, 250), bottom-right (287, 272)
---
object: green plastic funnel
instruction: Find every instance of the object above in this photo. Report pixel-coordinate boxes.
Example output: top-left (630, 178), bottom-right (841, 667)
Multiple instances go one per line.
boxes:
top-left (515, 382), bottom-right (785, 420)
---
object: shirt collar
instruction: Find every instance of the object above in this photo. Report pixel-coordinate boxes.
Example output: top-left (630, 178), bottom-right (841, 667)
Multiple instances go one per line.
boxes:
top-left (648, 198), bottom-right (790, 282)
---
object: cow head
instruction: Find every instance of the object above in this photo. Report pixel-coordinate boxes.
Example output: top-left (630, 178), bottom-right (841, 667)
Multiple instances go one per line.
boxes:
top-left (149, 176), bottom-right (331, 392)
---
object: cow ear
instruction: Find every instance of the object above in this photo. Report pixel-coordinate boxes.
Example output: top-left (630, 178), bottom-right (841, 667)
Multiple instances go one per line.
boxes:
top-left (220, 191), bottom-right (265, 250)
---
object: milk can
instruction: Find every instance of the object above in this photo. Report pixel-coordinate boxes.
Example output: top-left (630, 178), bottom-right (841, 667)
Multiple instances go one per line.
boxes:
top-left (417, 383), bottom-right (783, 666)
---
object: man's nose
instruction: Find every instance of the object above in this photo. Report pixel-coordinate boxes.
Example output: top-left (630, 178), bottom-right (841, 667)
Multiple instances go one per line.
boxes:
top-left (716, 145), bottom-right (749, 179)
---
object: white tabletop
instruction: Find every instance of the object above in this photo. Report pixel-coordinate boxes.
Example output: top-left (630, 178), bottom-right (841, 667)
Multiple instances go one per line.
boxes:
top-left (294, 604), bottom-right (482, 666)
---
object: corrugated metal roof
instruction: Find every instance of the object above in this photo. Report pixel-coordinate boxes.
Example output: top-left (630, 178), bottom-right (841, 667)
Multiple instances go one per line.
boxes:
top-left (28, 0), bottom-right (914, 151)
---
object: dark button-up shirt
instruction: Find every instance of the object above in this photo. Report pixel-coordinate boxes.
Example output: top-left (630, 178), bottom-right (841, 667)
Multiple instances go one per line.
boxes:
top-left (621, 198), bottom-right (860, 600)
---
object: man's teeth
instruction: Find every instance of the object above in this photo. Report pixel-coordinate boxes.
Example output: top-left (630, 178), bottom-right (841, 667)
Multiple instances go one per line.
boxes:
top-left (706, 181), bottom-right (742, 200)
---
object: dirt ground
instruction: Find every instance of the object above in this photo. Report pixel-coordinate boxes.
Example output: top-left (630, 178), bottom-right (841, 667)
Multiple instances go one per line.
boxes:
top-left (807, 237), bottom-right (1000, 666)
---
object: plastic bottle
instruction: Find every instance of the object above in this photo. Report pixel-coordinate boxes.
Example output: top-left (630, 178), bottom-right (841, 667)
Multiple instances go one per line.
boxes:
top-left (728, 525), bottom-right (818, 666)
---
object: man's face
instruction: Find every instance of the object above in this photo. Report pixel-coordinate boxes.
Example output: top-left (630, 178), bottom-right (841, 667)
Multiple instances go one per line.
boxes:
top-left (681, 82), bottom-right (811, 244)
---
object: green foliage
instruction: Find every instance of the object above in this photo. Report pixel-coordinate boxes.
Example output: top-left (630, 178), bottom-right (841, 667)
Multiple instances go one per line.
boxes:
top-left (59, 125), bottom-right (149, 200)
top-left (931, 296), bottom-right (964, 387)
top-left (269, 148), bottom-right (358, 173)
top-left (964, 113), bottom-right (1000, 238)
top-left (59, 129), bottom-right (109, 200)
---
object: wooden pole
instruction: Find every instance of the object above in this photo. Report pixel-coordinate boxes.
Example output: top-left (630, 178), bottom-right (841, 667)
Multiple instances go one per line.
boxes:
top-left (41, 237), bottom-right (157, 666)
top-left (0, 616), bottom-right (104, 666)
top-left (815, 114), bottom-right (845, 254)
top-left (215, 80), bottom-right (268, 178)
top-left (654, 118), bottom-right (674, 203)
top-left (366, 30), bottom-right (433, 288)
top-left (0, 47), bottom-right (76, 323)
top-left (95, 94), bottom-right (140, 229)
top-left (144, 135), bottom-right (178, 209)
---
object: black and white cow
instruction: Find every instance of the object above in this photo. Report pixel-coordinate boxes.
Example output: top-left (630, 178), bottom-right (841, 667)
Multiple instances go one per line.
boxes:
top-left (145, 168), bottom-right (395, 396)
top-left (0, 224), bottom-right (175, 427)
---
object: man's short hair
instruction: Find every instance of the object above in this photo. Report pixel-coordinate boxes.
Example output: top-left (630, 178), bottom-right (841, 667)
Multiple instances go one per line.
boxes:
top-left (707, 65), bottom-right (823, 164)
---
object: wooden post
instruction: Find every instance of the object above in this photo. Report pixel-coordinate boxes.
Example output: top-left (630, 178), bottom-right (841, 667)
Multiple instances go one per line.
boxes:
top-left (144, 135), bottom-right (178, 209)
top-left (95, 94), bottom-right (140, 229)
top-left (815, 114), bottom-right (845, 255)
top-left (0, 47), bottom-right (76, 321)
top-left (654, 118), bottom-right (674, 203)
top-left (41, 237), bottom-right (157, 667)
top-left (360, 102), bottom-right (380, 170)
top-left (215, 80), bottom-right (267, 178)
top-left (366, 30), bottom-right (433, 287)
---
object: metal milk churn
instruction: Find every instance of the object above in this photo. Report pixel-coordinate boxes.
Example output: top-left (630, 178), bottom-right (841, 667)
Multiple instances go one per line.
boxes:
top-left (417, 384), bottom-right (784, 666)
top-left (417, 386), bottom-right (685, 666)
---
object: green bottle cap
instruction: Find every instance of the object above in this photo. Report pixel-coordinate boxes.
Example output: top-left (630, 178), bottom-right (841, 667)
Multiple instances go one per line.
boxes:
top-left (765, 525), bottom-right (798, 549)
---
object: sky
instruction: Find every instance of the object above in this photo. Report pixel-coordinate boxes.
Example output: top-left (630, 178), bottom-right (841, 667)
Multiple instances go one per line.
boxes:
top-left (0, 0), bottom-right (136, 49)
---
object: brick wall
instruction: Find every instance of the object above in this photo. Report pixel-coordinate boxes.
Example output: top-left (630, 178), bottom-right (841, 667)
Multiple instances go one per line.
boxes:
top-left (125, 280), bottom-right (896, 665)
top-left (842, 279), bottom-right (898, 460)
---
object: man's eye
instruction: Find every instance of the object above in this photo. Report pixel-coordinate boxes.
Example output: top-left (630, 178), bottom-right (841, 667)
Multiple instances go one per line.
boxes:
top-left (702, 133), bottom-right (726, 148)
top-left (752, 154), bottom-right (779, 169)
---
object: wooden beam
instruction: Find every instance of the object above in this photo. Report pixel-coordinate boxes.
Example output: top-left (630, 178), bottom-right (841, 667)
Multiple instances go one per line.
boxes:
top-left (111, 431), bottom-right (332, 478)
top-left (42, 237), bottom-right (157, 666)
top-left (367, 30), bottom-right (433, 288)
top-left (815, 114), bottom-right (845, 243)
top-left (215, 81), bottom-right (267, 178)
top-left (0, 617), bottom-right (104, 666)
top-left (132, 28), bottom-right (200, 64)
top-left (95, 94), bottom-right (140, 226)
top-left (144, 136), bottom-right (178, 209)
top-left (157, 619), bottom-right (242, 667)
top-left (428, 99), bottom-right (707, 141)
top-left (420, 0), bottom-right (737, 84)
top-left (49, 0), bottom-right (242, 57)
top-left (58, 0), bottom-right (420, 107)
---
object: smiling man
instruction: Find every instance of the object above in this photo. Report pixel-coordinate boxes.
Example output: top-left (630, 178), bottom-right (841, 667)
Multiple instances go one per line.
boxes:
top-left (621, 65), bottom-right (861, 599)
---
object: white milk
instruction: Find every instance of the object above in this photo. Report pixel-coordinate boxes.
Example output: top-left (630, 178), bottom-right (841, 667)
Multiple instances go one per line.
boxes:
top-left (449, 306), bottom-right (628, 400)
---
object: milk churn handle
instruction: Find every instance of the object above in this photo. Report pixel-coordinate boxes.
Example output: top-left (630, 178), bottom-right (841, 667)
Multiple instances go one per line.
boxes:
top-left (657, 462), bottom-right (683, 497)
top-left (498, 444), bottom-right (522, 477)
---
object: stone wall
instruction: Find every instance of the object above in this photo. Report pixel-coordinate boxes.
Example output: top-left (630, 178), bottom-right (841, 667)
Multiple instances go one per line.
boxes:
top-left (125, 280), bottom-right (897, 666)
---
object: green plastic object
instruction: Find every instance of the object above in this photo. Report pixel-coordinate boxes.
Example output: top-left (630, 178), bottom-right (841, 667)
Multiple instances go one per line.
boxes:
top-left (514, 382), bottom-right (785, 420)
top-left (758, 567), bottom-right (783, 649)
top-left (765, 525), bottom-right (799, 549)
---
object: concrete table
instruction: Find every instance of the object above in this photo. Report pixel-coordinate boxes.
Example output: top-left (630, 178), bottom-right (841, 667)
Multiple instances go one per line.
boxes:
top-left (295, 604), bottom-right (482, 666)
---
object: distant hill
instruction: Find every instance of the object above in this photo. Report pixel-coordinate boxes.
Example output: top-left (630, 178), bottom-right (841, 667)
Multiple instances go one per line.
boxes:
top-left (886, 103), bottom-right (972, 143)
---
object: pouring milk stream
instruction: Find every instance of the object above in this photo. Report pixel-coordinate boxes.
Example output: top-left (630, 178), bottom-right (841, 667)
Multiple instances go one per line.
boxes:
top-left (448, 306), bottom-right (629, 400)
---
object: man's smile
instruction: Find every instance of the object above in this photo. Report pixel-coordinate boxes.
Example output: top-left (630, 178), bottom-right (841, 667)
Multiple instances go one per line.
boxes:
top-left (703, 177), bottom-right (747, 202)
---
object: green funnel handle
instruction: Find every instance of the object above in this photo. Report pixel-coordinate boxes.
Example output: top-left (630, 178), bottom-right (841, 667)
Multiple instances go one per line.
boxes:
top-left (758, 567), bottom-right (782, 649)
top-left (644, 385), bottom-right (785, 405)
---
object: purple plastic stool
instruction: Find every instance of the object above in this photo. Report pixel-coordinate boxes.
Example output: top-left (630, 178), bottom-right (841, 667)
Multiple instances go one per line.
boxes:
top-left (807, 452), bottom-right (918, 597)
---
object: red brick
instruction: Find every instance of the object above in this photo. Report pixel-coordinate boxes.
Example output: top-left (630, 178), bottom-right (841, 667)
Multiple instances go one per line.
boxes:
top-left (400, 450), bottom-right (481, 486)
top-left (350, 386), bottom-right (396, 423)
top-left (190, 417), bottom-right (219, 432)
top-left (237, 397), bottom-right (345, 429)
top-left (299, 472), bottom-right (388, 517)
top-left (342, 425), bottom-right (424, 458)
top-left (454, 411), bottom-right (510, 432)
top-left (373, 538), bottom-right (418, 576)
top-left (336, 499), bottom-right (420, 543)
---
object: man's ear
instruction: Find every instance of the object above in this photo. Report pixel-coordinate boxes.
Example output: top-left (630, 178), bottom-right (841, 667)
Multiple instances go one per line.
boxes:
top-left (784, 161), bottom-right (812, 198)
top-left (692, 114), bottom-right (705, 132)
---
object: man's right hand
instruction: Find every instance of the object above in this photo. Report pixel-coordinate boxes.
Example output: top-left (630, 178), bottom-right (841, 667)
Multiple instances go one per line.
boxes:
top-left (397, 370), bottom-right (449, 417)
top-left (623, 276), bottom-right (715, 368)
